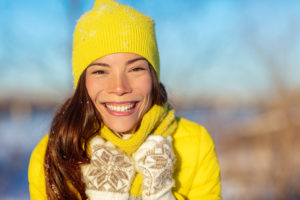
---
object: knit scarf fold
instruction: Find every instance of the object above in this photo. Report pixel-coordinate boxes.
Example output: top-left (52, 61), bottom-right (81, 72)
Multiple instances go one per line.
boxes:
top-left (100, 103), bottom-right (177, 154)
top-left (99, 103), bottom-right (178, 197)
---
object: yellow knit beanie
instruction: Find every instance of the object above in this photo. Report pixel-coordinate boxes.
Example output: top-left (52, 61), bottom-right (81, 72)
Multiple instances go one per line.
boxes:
top-left (72, 0), bottom-right (160, 88)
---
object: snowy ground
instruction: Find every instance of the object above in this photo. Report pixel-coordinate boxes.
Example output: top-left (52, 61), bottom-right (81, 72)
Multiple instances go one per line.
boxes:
top-left (0, 107), bottom-right (251, 199)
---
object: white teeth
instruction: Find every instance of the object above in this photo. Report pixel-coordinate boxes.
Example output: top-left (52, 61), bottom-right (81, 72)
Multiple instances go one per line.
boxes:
top-left (106, 103), bottom-right (135, 112)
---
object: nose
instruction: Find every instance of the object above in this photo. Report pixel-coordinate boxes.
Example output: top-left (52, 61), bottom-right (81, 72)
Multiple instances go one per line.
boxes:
top-left (107, 73), bottom-right (132, 96)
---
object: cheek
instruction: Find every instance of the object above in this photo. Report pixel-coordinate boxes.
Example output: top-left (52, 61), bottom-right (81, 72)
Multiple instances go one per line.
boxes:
top-left (85, 77), bottom-right (101, 101)
top-left (138, 76), bottom-right (153, 107)
top-left (138, 75), bottom-right (152, 97)
top-left (136, 79), bottom-right (153, 119)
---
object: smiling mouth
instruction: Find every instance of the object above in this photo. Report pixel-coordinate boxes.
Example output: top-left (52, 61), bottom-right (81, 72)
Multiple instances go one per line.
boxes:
top-left (104, 102), bottom-right (137, 113)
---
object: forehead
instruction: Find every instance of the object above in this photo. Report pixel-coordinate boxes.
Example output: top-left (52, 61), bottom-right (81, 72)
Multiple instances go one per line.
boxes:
top-left (92, 52), bottom-right (148, 64)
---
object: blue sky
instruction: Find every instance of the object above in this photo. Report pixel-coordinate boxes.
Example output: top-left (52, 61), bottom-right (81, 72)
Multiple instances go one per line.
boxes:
top-left (1, 0), bottom-right (300, 101)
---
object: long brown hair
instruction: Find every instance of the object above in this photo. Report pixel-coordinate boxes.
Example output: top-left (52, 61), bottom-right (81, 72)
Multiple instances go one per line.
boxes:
top-left (44, 65), bottom-right (167, 199)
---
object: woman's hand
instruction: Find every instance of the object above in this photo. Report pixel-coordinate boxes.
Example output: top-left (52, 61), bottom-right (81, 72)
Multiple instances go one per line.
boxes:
top-left (133, 135), bottom-right (176, 200)
top-left (81, 136), bottom-right (135, 200)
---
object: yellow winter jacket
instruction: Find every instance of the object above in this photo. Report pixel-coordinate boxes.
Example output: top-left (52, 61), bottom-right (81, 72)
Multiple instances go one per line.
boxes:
top-left (28, 118), bottom-right (222, 199)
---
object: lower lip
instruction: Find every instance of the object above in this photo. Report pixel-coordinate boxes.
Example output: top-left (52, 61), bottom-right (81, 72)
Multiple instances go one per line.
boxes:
top-left (104, 102), bottom-right (138, 116)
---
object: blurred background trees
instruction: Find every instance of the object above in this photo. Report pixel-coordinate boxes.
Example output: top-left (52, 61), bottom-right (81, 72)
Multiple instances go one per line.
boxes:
top-left (0, 0), bottom-right (300, 199)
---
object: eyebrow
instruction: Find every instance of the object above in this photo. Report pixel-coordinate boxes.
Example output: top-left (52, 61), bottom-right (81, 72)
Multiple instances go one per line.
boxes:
top-left (87, 62), bottom-right (109, 68)
top-left (126, 57), bottom-right (147, 65)
top-left (87, 57), bottom-right (147, 68)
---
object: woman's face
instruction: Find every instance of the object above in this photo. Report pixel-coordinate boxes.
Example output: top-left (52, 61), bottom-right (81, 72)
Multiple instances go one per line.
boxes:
top-left (85, 52), bottom-right (152, 134)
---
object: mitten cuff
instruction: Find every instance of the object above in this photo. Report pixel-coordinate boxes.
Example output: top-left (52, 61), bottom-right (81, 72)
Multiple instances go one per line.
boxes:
top-left (86, 190), bottom-right (129, 200)
top-left (142, 181), bottom-right (175, 200)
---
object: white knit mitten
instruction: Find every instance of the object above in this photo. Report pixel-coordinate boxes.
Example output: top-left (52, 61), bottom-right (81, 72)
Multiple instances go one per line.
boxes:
top-left (81, 136), bottom-right (135, 200)
top-left (133, 135), bottom-right (175, 200)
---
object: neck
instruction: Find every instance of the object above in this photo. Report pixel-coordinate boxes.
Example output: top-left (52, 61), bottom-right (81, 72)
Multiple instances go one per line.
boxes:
top-left (113, 123), bottom-right (139, 137)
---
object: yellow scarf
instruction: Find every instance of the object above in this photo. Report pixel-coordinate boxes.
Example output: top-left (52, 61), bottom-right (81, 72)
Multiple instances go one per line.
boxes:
top-left (99, 103), bottom-right (178, 196)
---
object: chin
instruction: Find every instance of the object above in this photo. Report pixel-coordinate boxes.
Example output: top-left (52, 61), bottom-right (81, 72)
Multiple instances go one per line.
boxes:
top-left (104, 120), bottom-right (137, 134)
top-left (112, 127), bottom-right (133, 134)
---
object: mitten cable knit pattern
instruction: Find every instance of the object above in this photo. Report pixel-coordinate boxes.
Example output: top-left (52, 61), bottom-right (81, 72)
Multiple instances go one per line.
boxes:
top-left (98, 104), bottom-right (177, 197)
top-left (81, 136), bottom-right (135, 200)
top-left (133, 135), bottom-right (175, 200)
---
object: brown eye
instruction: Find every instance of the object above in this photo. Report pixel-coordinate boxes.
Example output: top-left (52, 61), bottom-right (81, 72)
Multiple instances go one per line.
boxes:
top-left (92, 70), bottom-right (106, 74)
top-left (131, 67), bottom-right (146, 72)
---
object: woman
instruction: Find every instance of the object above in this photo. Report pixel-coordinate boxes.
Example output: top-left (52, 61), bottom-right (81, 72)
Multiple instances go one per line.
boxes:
top-left (28, 0), bottom-right (222, 199)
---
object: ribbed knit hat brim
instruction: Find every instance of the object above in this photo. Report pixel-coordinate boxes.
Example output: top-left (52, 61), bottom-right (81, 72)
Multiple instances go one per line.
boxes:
top-left (72, 0), bottom-right (160, 88)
